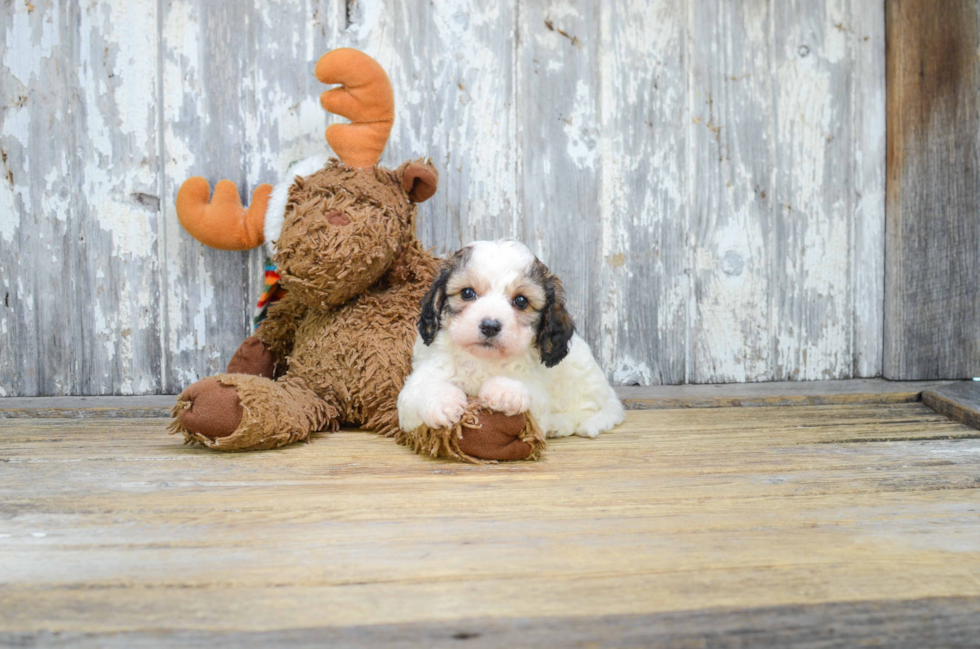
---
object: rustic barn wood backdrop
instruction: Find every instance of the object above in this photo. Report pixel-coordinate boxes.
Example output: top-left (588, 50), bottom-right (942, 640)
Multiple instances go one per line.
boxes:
top-left (0, 0), bottom-right (887, 396)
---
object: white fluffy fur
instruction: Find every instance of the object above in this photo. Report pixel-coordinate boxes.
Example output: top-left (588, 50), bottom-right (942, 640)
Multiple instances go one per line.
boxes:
top-left (398, 240), bottom-right (624, 438)
top-left (263, 153), bottom-right (329, 254)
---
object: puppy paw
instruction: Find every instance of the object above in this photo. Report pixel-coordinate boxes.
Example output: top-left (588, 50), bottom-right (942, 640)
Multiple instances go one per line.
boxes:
top-left (478, 376), bottom-right (531, 416)
top-left (421, 386), bottom-right (469, 429)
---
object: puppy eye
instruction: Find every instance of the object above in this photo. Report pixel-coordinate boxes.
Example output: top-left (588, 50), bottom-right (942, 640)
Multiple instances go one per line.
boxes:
top-left (460, 287), bottom-right (477, 301)
top-left (512, 295), bottom-right (529, 310)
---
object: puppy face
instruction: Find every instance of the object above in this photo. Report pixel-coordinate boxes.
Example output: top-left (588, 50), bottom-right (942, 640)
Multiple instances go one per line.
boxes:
top-left (418, 240), bottom-right (575, 367)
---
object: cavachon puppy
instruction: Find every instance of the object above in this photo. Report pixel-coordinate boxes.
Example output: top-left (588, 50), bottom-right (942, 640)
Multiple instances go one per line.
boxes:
top-left (398, 239), bottom-right (624, 438)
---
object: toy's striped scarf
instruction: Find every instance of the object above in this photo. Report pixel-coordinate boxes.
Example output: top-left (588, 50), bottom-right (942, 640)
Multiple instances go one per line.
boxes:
top-left (253, 258), bottom-right (287, 330)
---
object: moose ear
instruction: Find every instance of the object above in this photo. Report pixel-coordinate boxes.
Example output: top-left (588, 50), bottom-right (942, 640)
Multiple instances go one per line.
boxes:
top-left (418, 264), bottom-right (451, 345)
top-left (400, 159), bottom-right (439, 203)
top-left (536, 270), bottom-right (576, 368)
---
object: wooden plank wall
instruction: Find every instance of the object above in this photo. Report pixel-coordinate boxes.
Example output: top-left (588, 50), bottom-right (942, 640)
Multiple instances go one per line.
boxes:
top-left (0, 0), bottom-right (885, 396)
top-left (884, 0), bottom-right (980, 380)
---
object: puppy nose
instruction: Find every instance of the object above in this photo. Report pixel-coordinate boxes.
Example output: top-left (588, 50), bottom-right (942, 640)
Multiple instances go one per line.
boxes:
top-left (480, 318), bottom-right (502, 338)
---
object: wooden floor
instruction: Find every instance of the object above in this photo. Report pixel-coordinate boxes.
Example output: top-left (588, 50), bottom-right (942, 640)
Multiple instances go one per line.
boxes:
top-left (2, 402), bottom-right (980, 647)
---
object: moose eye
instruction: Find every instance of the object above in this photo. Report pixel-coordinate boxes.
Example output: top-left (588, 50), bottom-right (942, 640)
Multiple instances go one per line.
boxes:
top-left (460, 287), bottom-right (477, 301)
top-left (512, 295), bottom-right (529, 310)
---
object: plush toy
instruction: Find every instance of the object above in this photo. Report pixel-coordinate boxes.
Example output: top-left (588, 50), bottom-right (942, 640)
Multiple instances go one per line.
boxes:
top-left (168, 49), bottom-right (541, 462)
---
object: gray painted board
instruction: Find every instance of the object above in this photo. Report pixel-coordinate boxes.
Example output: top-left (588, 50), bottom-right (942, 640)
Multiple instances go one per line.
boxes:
top-left (0, 0), bottom-right (885, 395)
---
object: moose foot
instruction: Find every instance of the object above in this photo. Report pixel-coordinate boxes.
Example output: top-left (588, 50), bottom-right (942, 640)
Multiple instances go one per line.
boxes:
top-left (171, 374), bottom-right (337, 452)
top-left (225, 336), bottom-right (280, 379)
top-left (397, 401), bottom-right (546, 464)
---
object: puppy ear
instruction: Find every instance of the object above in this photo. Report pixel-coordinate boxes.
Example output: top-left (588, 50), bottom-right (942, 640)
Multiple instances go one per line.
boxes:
top-left (399, 159), bottom-right (439, 203)
top-left (536, 271), bottom-right (576, 368)
top-left (418, 265), bottom-right (450, 345)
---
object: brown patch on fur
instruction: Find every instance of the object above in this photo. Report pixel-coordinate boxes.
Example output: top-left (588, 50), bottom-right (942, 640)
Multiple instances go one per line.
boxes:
top-left (174, 376), bottom-right (243, 438)
top-left (396, 399), bottom-right (546, 464)
top-left (506, 275), bottom-right (547, 312)
top-left (418, 247), bottom-right (473, 344)
top-left (171, 158), bottom-right (442, 450)
top-left (445, 268), bottom-right (492, 299)
top-left (225, 335), bottom-right (281, 379)
top-left (529, 258), bottom-right (575, 368)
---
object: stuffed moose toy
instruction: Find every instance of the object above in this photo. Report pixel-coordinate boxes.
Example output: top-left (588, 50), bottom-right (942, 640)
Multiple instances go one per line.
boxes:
top-left (169, 49), bottom-right (544, 462)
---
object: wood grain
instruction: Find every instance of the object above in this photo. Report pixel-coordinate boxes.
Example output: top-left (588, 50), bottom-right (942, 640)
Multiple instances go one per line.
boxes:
top-left (598, 0), bottom-right (688, 385)
top-left (160, 0), bottom-right (264, 393)
top-left (517, 1), bottom-right (602, 349)
top-left (0, 379), bottom-right (962, 417)
top-left (1, 404), bottom-right (979, 641)
top-left (8, 598), bottom-right (976, 648)
top-left (617, 378), bottom-right (957, 409)
top-left (0, 0), bottom-right (887, 395)
top-left (884, 0), bottom-right (980, 379)
top-left (0, 2), bottom-right (81, 396)
top-left (922, 382), bottom-right (980, 430)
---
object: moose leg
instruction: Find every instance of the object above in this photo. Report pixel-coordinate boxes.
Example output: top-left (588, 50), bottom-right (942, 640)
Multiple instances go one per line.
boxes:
top-left (171, 374), bottom-right (336, 451)
top-left (396, 401), bottom-right (546, 464)
top-left (225, 336), bottom-right (281, 379)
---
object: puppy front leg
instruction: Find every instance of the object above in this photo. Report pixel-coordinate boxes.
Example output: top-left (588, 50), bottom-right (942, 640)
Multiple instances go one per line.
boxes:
top-left (478, 376), bottom-right (532, 416)
top-left (479, 377), bottom-right (556, 434)
top-left (398, 373), bottom-right (468, 431)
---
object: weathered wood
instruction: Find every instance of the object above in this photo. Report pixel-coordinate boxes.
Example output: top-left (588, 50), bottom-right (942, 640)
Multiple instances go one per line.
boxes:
top-left (688, 1), bottom-right (886, 383)
top-left (73, 2), bottom-right (164, 396)
top-left (350, 0), bottom-right (520, 251)
top-left (7, 597), bottom-right (976, 648)
top-left (0, 395), bottom-right (174, 419)
top-left (0, 2), bottom-right (167, 397)
top-left (517, 2), bottom-right (603, 348)
top-left (1, 404), bottom-right (979, 641)
top-left (159, 0), bottom-right (266, 393)
top-left (770, 0), bottom-right (885, 381)
top-left (617, 378), bottom-right (958, 410)
top-left (0, 2), bottom-right (80, 396)
top-left (688, 0), bottom-right (775, 382)
top-left (0, 380), bottom-right (963, 418)
top-left (851, 1), bottom-right (888, 379)
top-left (1, 0), bottom-right (888, 395)
top-left (922, 382), bottom-right (980, 430)
top-left (884, 0), bottom-right (980, 379)
top-left (598, 0), bottom-right (688, 385)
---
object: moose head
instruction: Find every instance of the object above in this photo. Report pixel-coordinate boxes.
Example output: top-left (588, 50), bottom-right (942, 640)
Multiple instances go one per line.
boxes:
top-left (174, 48), bottom-right (438, 309)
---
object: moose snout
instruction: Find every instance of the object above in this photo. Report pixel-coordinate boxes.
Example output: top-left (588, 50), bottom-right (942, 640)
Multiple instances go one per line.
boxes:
top-left (326, 210), bottom-right (351, 226)
top-left (480, 318), bottom-right (502, 338)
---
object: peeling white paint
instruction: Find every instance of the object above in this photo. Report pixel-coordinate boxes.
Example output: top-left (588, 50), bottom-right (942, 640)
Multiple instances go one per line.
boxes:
top-left (3, 8), bottom-right (59, 86)
top-left (564, 80), bottom-right (598, 170)
top-left (1, 103), bottom-right (32, 239)
top-left (77, 1), bottom-right (159, 259)
top-left (0, 0), bottom-right (886, 395)
top-left (612, 357), bottom-right (654, 386)
top-left (0, 173), bottom-right (18, 244)
top-left (429, 0), bottom-right (517, 234)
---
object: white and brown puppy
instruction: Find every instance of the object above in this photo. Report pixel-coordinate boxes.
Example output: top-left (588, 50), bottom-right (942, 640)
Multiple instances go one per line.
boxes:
top-left (397, 239), bottom-right (624, 438)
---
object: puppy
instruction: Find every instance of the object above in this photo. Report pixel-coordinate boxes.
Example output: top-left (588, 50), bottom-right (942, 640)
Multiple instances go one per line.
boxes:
top-left (398, 239), bottom-right (624, 438)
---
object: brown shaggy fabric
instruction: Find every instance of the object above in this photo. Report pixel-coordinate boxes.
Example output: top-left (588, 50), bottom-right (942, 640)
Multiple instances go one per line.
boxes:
top-left (396, 400), bottom-right (546, 464)
top-left (171, 159), bottom-right (442, 450)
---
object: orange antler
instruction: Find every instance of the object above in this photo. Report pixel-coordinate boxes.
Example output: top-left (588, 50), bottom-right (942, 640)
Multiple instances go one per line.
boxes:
top-left (175, 177), bottom-right (271, 251)
top-left (315, 48), bottom-right (394, 169)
